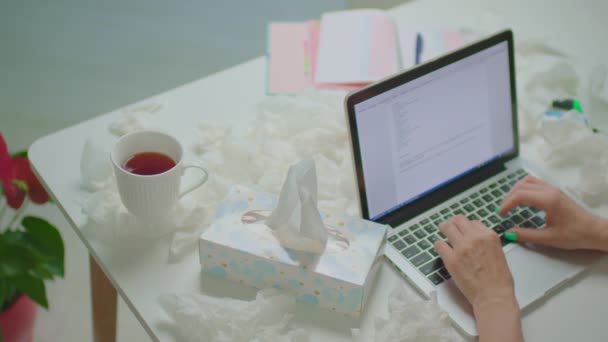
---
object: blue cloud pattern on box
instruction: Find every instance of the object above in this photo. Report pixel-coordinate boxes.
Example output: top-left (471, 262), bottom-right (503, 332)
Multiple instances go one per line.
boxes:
top-left (199, 186), bottom-right (387, 316)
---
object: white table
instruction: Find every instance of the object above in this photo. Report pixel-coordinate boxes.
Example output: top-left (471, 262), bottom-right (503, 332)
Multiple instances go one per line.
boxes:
top-left (29, 0), bottom-right (608, 341)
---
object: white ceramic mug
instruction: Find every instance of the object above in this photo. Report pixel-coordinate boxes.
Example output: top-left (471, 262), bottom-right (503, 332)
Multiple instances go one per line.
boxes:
top-left (111, 130), bottom-right (208, 220)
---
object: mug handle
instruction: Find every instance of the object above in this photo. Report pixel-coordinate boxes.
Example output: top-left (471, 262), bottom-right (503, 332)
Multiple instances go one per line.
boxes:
top-left (179, 164), bottom-right (209, 198)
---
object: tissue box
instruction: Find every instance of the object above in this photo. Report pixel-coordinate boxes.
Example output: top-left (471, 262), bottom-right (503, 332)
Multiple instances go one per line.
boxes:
top-left (199, 186), bottom-right (387, 317)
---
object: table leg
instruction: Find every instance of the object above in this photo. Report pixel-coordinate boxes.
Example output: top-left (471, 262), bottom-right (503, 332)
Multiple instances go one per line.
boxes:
top-left (90, 256), bottom-right (117, 342)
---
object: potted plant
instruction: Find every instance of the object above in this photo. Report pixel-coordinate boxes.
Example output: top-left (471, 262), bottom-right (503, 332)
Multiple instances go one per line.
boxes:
top-left (0, 133), bottom-right (64, 342)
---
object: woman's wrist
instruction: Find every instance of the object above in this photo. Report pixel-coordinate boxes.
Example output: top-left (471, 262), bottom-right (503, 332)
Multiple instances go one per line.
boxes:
top-left (473, 291), bottom-right (519, 318)
top-left (590, 215), bottom-right (608, 252)
top-left (473, 292), bottom-right (522, 342)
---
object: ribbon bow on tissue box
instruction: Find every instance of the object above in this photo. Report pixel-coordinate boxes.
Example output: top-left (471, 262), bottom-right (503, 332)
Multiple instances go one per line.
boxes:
top-left (199, 160), bottom-right (387, 316)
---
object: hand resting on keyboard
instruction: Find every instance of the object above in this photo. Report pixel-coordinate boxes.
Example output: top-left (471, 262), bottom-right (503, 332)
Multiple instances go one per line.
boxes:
top-left (500, 176), bottom-right (608, 252)
top-left (434, 175), bottom-right (608, 342)
top-left (435, 216), bottom-right (523, 342)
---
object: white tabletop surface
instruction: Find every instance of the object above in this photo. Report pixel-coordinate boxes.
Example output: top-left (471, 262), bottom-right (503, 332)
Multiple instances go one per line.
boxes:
top-left (29, 0), bottom-right (608, 341)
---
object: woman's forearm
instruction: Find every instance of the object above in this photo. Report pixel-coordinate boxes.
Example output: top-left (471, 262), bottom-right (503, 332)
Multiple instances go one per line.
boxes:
top-left (474, 296), bottom-right (523, 342)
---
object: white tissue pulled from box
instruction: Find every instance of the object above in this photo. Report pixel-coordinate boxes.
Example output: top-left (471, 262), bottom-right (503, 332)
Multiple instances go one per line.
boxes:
top-left (352, 286), bottom-right (462, 342)
top-left (266, 159), bottom-right (328, 254)
top-left (159, 289), bottom-right (309, 342)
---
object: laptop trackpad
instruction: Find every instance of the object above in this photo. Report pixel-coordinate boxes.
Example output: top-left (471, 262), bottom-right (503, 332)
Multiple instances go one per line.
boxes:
top-left (506, 244), bottom-right (601, 308)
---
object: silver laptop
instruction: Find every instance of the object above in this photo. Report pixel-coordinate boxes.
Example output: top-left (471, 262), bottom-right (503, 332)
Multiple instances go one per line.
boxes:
top-left (345, 30), bottom-right (602, 337)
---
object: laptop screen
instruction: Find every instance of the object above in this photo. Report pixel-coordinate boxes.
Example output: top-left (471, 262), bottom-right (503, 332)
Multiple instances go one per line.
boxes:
top-left (353, 41), bottom-right (514, 220)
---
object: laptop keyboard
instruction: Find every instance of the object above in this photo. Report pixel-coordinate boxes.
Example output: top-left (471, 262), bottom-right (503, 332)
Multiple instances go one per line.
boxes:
top-left (387, 169), bottom-right (547, 286)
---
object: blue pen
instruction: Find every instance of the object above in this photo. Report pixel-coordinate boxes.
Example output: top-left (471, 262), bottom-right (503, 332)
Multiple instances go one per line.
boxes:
top-left (415, 33), bottom-right (423, 65)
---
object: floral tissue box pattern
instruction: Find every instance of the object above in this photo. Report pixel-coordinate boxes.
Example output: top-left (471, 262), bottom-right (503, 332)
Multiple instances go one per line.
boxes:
top-left (199, 185), bottom-right (387, 317)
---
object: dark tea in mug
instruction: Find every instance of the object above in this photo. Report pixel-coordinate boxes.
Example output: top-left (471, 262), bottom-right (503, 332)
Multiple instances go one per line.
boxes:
top-left (122, 152), bottom-right (176, 175)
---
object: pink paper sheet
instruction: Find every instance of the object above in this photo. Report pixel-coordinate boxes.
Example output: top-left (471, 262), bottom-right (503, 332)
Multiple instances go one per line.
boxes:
top-left (368, 14), bottom-right (398, 81)
top-left (267, 22), bottom-right (315, 94)
top-left (267, 20), bottom-right (368, 94)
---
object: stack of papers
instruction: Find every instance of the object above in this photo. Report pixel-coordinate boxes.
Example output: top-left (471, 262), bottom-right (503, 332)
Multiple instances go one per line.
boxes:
top-left (267, 9), bottom-right (469, 94)
top-left (315, 10), bottom-right (399, 85)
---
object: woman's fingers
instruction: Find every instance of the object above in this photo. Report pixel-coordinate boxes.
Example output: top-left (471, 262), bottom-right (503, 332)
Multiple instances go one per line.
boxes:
top-left (500, 189), bottom-right (549, 216)
top-left (434, 239), bottom-right (455, 266)
top-left (439, 220), bottom-right (463, 246)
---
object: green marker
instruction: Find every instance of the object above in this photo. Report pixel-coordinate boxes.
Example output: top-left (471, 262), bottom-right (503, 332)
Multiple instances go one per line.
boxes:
top-left (504, 232), bottom-right (517, 242)
top-left (572, 99), bottom-right (583, 113)
top-left (551, 98), bottom-right (583, 113)
top-left (494, 207), bottom-right (500, 214)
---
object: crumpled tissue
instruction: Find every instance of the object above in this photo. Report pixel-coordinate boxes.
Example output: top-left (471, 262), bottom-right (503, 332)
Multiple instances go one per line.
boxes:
top-left (352, 286), bottom-right (461, 342)
top-left (586, 65), bottom-right (608, 133)
top-left (539, 110), bottom-right (594, 164)
top-left (80, 139), bottom-right (113, 192)
top-left (538, 105), bottom-right (608, 207)
top-left (525, 62), bottom-right (579, 105)
top-left (193, 122), bottom-right (230, 154)
top-left (159, 289), bottom-right (309, 342)
top-left (520, 62), bottom-right (579, 141)
top-left (81, 186), bottom-right (210, 243)
top-left (266, 159), bottom-right (328, 254)
top-left (108, 99), bottom-right (166, 137)
top-left (499, 33), bottom-right (608, 207)
top-left (570, 157), bottom-right (608, 207)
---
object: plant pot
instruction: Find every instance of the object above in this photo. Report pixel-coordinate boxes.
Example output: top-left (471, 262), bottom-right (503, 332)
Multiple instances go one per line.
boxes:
top-left (0, 295), bottom-right (37, 342)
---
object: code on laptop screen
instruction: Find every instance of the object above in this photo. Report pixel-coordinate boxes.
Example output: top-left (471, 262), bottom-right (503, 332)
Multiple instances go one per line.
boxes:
top-left (354, 42), bottom-right (514, 220)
